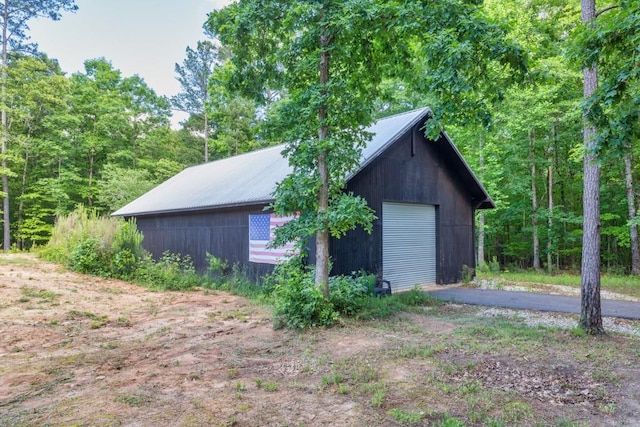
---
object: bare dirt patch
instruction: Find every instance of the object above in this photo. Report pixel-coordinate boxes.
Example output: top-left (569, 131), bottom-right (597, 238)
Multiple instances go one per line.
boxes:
top-left (1, 254), bottom-right (639, 426)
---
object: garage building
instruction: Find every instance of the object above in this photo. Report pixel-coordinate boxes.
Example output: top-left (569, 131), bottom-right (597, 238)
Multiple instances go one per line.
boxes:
top-left (113, 107), bottom-right (494, 288)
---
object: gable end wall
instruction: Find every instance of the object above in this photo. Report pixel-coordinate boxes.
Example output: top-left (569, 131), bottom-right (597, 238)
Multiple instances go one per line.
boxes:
top-left (330, 125), bottom-right (476, 284)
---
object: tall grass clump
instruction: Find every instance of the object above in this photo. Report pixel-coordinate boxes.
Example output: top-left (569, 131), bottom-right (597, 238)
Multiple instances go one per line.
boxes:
top-left (110, 220), bottom-right (145, 279)
top-left (41, 205), bottom-right (121, 267)
top-left (40, 206), bottom-right (200, 291)
top-left (203, 253), bottom-right (272, 300)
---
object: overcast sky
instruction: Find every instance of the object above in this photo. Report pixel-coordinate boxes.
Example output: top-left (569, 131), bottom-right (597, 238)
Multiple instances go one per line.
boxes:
top-left (29, 0), bottom-right (233, 125)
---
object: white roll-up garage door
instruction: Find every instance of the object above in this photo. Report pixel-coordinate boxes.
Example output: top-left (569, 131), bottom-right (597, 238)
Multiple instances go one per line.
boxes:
top-left (382, 202), bottom-right (436, 290)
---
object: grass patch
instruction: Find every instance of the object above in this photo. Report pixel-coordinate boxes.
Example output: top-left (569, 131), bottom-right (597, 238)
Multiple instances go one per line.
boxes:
top-left (222, 309), bottom-right (251, 322)
top-left (478, 271), bottom-right (640, 298)
top-left (369, 383), bottom-right (386, 407)
top-left (116, 393), bottom-right (151, 407)
top-left (262, 381), bottom-right (279, 392)
top-left (395, 342), bottom-right (436, 359)
top-left (388, 408), bottom-right (425, 424)
top-left (21, 287), bottom-right (57, 301)
top-left (0, 255), bottom-right (37, 266)
top-left (68, 310), bottom-right (109, 328)
top-left (351, 289), bottom-right (440, 321)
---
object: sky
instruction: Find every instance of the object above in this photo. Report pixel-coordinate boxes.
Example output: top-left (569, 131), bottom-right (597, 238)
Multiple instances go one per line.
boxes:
top-left (29, 0), bottom-right (233, 126)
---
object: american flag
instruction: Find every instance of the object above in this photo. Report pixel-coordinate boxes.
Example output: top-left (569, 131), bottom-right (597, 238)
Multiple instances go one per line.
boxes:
top-left (248, 213), bottom-right (298, 264)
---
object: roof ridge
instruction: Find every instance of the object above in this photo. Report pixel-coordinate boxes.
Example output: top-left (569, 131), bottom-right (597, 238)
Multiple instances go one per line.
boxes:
top-left (375, 106), bottom-right (430, 122)
top-left (186, 143), bottom-right (286, 171)
top-left (186, 108), bottom-right (429, 172)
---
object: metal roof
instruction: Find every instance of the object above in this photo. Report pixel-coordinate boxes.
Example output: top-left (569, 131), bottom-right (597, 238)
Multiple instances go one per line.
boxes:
top-left (112, 107), bottom-right (493, 217)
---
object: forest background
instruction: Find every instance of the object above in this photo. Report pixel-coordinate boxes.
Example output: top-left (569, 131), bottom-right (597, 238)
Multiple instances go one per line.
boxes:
top-left (1, 0), bottom-right (638, 277)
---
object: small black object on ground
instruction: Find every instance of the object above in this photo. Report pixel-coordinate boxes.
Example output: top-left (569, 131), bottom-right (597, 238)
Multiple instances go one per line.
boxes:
top-left (374, 279), bottom-right (392, 297)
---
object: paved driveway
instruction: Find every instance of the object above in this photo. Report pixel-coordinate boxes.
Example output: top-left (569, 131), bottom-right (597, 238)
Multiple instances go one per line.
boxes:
top-left (425, 288), bottom-right (640, 320)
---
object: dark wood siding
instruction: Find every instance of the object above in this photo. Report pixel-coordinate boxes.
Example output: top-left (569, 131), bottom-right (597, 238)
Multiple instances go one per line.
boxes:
top-left (135, 204), bottom-right (275, 279)
top-left (330, 125), bottom-right (476, 284)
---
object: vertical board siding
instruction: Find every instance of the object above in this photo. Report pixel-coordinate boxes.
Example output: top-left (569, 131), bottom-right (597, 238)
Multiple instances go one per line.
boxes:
top-left (136, 205), bottom-right (275, 279)
top-left (333, 125), bottom-right (477, 284)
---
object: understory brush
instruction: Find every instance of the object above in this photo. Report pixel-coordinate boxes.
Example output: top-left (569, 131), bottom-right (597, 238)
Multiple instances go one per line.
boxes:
top-left (135, 252), bottom-right (200, 290)
top-left (202, 254), bottom-right (273, 300)
top-left (266, 259), bottom-right (437, 329)
top-left (40, 207), bottom-right (200, 291)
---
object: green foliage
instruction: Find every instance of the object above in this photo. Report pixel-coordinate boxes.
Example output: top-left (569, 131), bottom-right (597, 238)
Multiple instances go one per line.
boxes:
top-left (205, 252), bottom-right (230, 282)
top-left (387, 408), bottom-right (425, 424)
top-left (68, 237), bottom-right (110, 275)
top-left (328, 274), bottom-right (369, 315)
top-left (204, 261), bottom-right (272, 300)
top-left (41, 207), bottom-right (201, 290)
top-left (110, 220), bottom-right (144, 279)
top-left (461, 265), bottom-right (475, 284)
top-left (270, 259), bottom-right (339, 329)
top-left (568, 1), bottom-right (639, 155)
top-left (41, 205), bottom-right (120, 266)
top-left (96, 164), bottom-right (157, 212)
top-left (135, 252), bottom-right (200, 291)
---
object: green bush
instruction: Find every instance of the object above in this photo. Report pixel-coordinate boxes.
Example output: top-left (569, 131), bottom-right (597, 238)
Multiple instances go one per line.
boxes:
top-left (205, 252), bottom-right (230, 282)
top-left (135, 251), bottom-right (201, 291)
top-left (489, 256), bottom-right (500, 273)
top-left (68, 237), bottom-right (109, 275)
top-left (41, 205), bottom-right (120, 266)
top-left (328, 274), bottom-right (369, 315)
top-left (42, 208), bottom-right (203, 290)
top-left (41, 206), bottom-right (145, 279)
top-left (110, 220), bottom-right (144, 279)
top-left (270, 259), bottom-right (338, 329)
top-left (461, 264), bottom-right (475, 284)
top-left (111, 248), bottom-right (138, 279)
top-left (477, 262), bottom-right (490, 274)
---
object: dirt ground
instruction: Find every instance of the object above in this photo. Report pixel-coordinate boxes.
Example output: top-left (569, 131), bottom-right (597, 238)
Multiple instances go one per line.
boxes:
top-left (1, 254), bottom-right (639, 427)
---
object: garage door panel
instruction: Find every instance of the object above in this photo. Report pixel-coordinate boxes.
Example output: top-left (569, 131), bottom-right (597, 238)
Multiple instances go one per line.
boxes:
top-left (382, 202), bottom-right (436, 290)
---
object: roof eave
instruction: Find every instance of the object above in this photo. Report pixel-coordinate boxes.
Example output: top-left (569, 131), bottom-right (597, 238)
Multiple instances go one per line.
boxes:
top-left (440, 130), bottom-right (495, 210)
top-left (111, 198), bottom-right (276, 218)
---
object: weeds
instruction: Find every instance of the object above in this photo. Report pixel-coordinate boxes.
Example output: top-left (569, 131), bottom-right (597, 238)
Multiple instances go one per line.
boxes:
top-left (369, 383), bottom-right (386, 407)
top-left (227, 368), bottom-right (239, 379)
top-left (116, 393), bottom-right (151, 407)
top-left (40, 207), bottom-right (200, 291)
top-left (395, 342), bottom-right (435, 359)
top-left (388, 408), bottom-right (425, 424)
top-left (21, 287), bottom-right (57, 301)
top-left (262, 381), bottom-right (279, 392)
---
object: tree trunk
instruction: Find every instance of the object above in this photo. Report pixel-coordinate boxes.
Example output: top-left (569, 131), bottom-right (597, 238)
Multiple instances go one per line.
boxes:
top-left (547, 151), bottom-right (553, 274)
top-left (88, 149), bottom-right (94, 206)
top-left (17, 147), bottom-right (29, 250)
top-left (477, 213), bottom-right (486, 266)
top-left (477, 134), bottom-right (485, 266)
top-left (315, 23), bottom-right (331, 299)
top-left (204, 110), bottom-right (209, 163)
top-left (1, 3), bottom-right (10, 252)
top-left (625, 153), bottom-right (640, 275)
top-left (579, 0), bottom-right (604, 334)
top-left (530, 130), bottom-right (540, 270)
